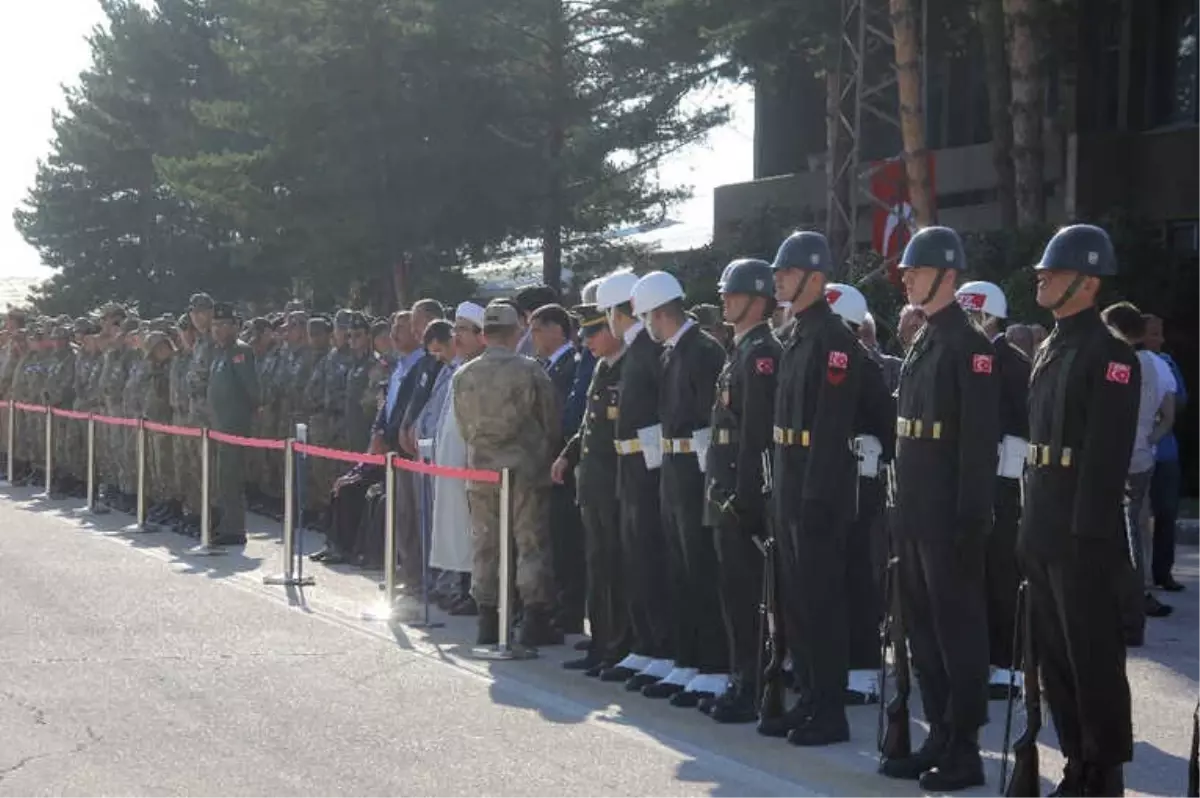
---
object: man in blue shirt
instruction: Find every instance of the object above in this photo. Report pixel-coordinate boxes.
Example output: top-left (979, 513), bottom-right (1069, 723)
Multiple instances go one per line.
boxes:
top-left (1145, 314), bottom-right (1187, 592)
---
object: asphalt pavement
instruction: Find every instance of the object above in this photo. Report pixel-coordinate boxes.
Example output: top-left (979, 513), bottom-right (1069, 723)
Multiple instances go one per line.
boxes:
top-left (0, 484), bottom-right (1195, 796)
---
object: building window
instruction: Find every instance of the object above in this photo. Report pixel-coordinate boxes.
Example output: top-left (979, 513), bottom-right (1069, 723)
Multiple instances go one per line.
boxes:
top-left (1154, 0), bottom-right (1199, 126)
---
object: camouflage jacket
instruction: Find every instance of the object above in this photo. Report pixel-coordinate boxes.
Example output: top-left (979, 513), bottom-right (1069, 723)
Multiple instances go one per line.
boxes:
top-left (100, 345), bottom-right (133, 413)
top-left (143, 358), bottom-right (172, 423)
top-left (44, 348), bottom-right (76, 409)
top-left (187, 331), bottom-right (215, 421)
top-left (122, 356), bottom-right (149, 419)
top-left (73, 351), bottom-right (103, 411)
top-left (169, 348), bottom-right (192, 420)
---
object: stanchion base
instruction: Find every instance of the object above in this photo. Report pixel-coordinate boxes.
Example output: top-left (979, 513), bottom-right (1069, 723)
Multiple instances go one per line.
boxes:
top-left (360, 602), bottom-right (397, 622)
top-left (126, 523), bottom-right (158, 534)
top-left (469, 643), bottom-right (538, 661)
top-left (263, 573), bottom-right (316, 587)
top-left (407, 620), bottom-right (446, 630)
top-left (185, 543), bottom-right (226, 557)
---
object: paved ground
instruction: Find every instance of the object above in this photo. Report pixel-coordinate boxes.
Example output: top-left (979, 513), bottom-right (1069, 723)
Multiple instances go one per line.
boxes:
top-left (0, 484), bottom-right (1195, 796)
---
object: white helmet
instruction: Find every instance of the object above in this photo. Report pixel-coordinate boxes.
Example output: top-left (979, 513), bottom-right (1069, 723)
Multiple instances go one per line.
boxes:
top-left (956, 280), bottom-right (1007, 319)
top-left (631, 271), bottom-right (684, 316)
top-left (824, 283), bottom-right (868, 326)
top-left (580, 277), bottom-right (604, 305)
top-left (595, 272), bottom-right (639, 311)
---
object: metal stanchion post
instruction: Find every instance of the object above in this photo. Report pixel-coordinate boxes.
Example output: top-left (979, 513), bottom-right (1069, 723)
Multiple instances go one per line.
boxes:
top-left (133, 418), bottom-right (151, 531)
top-left (85, 416), bottom-right (96, 511)
top-left (293, 424), bottom-right (309, 581)
top-left (264, 437), bottom-right (313, 587)
top-left (5, 399), bottom-right (14, 485)
top-left (471, 468), bottom-right (536, 660)
top-left (407, 461), bottom-right (443, 630)
top-left (362, 452), bottom-right (398, 622)
top-left (187, 427), bottom-right (223, 556)
top-left (40, 406), bottom-right (53, 497)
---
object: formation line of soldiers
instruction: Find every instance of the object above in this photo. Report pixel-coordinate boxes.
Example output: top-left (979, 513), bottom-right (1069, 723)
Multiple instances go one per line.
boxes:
top-left (546, 223), bottom-right (1137, 797)
top-left (0, 294), bottom-right (397, 547)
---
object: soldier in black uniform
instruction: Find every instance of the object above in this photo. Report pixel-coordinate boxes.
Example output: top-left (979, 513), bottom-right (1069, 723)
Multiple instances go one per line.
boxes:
top-left (633, 271), bottom-right (729, 706)
top-left (955, 280), bottom-right (1032, 698)
top-left (880, 227), bottom-right (998, 791)
top-left (593, 272), bottom-right (675, 690)
top-left (765, 231), bottom-right (869, 747)
top-left (554, 305), bottom-right (628, 674)
top-left (700, 259), bottom-right (779, 724)
top-left (1016, 225), bottom-right (1139, 797)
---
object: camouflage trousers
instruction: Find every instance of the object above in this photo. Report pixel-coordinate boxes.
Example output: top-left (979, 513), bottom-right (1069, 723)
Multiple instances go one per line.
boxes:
top-left (248, 409), bottom-right (285, 500)
top-left (182, 412), bottom-right (213, 515)
top-left (148, 428), bottom-right (175, 506)
top-left (100, 405), bottom-right (123, 488)
top-left (18, 406), bottom-right (45, 467)
top-left (303, 414), bottom-right (335, 515)
top-left (55, 410), bottom-right (86, 481)
top-left (119, 422), bottom-right (137, 496)
top-left (467, 476), bottom-right (554, 608)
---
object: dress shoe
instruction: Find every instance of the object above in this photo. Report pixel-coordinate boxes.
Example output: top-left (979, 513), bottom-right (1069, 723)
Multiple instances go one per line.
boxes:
top-left (710, 685), bottom-right (759, 724)
top-left (916, 735), bottom-right (984, 792)
top-left (1145, 592), bottom-right (1173, 617)
top-left (757, 699), bottom-right (810, 738)
top-left (449, 596), bottom-right (478, 616)
top-left (642, 680), bottom-right (683, 699)
top-left (880, 724), bottom-right (949, 780)
top-left (598, 665), bottom-right (636, 683)
top-left (477, 605), bottom-right (499, 645)
top-left (583, 662), bottom-right (609, 678)
top-left (696, 694), bottom-right (719, 715)
top-left (787, 707), bottom-right (850, 746)
top-left (573, 638), bottom-right (592, 652)
top-left (1156, 576), bottom-right (1185, 592)
top-left (563, 656), bottom-right (602, 671)
top-left (309, 547), bottom-right (333, 562)
top-left (211, 532), bottom-right (247, 546)
top-left (670, 690), bottom-right (713, 708)
top-left (518, 605), bottom-right (563, 647)
top-left (624, 673), bottom-right (659, 691)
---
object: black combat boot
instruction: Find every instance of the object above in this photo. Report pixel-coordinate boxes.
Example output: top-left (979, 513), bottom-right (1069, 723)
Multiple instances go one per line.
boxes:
top-left (757, 694), bottom-right (812, 738)
top-left (787, 703), bottom-right (850, 747)
top-left (563, 654), bottom-right (603, 671)
top-left (880, 723), bottom-right (949, 780)
top-left (476, 605), bottom-right (499, 645)
top-left (709, 682), bottom-right (759, 724)
top-left (917, 730), bottom-right (985, 792)
top-left (1081, 763), bottom-right (1124, 797)
top-left (518, 605), bottom-right (564, 647)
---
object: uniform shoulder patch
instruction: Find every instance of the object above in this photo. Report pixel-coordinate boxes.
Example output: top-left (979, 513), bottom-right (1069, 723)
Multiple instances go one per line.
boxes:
top-left (233, 354), bottom-right (245, 364)
top-left (971, 353), bottom-right (992, 374)
top-left (828, 351), bottom-right (849, 369)
top-left (1105, 361), bottom-right (1132, 384)
top-left (755, 357), bottom-right (774, 375)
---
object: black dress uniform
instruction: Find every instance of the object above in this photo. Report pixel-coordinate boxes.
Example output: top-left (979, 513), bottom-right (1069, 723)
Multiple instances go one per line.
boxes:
top-left (986, 334), bottom-right (1030, 685)
top-left (770, 298), bottom-right (866, 743)
top-left (1016, 225), bottom-right (1139, 797)
top-left (704, 319), bottom-right (779, 722)
top-left (545, 344), bottom-right (586, 634)
top-left (649, 320), bottom-right (727, 704)
top-left (601, 324), bottom-right (672, 686)
top-left (560, 312), bottom-right (627, 673)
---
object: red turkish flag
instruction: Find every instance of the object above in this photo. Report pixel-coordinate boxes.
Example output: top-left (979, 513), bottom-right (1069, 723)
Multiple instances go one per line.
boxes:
top-left (870, 155), bottom-right (937, 284)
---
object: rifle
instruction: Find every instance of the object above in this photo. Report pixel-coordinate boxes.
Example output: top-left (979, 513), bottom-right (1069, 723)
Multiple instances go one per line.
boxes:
top-left (1004, 580), bottom-right (1041, 797)
top-left (878, 464), bottom-right (911, 761)
top-left (758, 450), bottom-right (786, 723)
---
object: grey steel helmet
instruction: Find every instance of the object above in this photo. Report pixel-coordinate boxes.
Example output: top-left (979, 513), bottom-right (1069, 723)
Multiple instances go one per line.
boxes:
top-left (1034, 224), bottom-right (1117, 277)
top-left (720, 258), bottom-right (774, 299)
top-left (898, 226), bottom-right (967, 271)
top-left (771, 231), bottom-right (833, 273)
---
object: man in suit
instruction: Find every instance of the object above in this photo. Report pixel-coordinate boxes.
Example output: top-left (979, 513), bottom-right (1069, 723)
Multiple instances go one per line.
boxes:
top-left (531, 303), bottom-right (586, 635)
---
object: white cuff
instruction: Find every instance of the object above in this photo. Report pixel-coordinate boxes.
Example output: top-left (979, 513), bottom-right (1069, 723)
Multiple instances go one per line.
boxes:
top-left (617, 653), bottom-right (651, 671)
top-left (640, 659), bottom-right (674, 679)
top-left (662, 667), bottom-right (698, 686)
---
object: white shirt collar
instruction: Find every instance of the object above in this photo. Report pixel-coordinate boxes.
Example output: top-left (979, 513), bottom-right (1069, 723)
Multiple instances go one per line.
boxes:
top-left (665, 319), bottom-right (695, 349)
top-left (623, 321), bottom-right (644, 346)
top-left (546, 342), bottom-right (574, 368)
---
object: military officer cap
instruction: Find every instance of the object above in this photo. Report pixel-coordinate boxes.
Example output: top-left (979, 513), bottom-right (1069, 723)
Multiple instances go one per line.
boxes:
top-left (188, 292), bottom-right (215, 311)
top-left (1034, 224), bottom-right (1117, 277)
top-left (772, 231), bottom-right (834, 273)
top-left (571, 303), bottom-right (608, 338)
top-left (720, 258), bottom-right (775, 299)
top-left (484, 302), bottom-right (520, 328)
top-left (212, 302), bottom-right (237, 322)
top-left (689, 303), bottom-right (723, 327)
top-left (334, 308), bottom-right (354, 329)
top-left (349, 312), bottom-right (370, 332)
top-left (898, 226), bottom-right (967, 270)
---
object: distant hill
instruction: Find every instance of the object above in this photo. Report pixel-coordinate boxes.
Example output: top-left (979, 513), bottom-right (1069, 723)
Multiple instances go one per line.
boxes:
top-left (0, 275), bottom-right (44, 310)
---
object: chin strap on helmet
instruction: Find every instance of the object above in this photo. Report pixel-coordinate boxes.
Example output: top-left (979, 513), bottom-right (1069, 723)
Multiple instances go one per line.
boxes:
top-left (1048, 274), bottom-right (1087, 312)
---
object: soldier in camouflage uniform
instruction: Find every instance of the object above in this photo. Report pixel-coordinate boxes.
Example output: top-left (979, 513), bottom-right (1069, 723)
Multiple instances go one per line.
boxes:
top-left (44, 325), bottom-right (77, 497)
top-left (342, 313), bottom-right (379, 453)
top-left (119, 319), bottom-right (147, 503)
top-left (183, 293), bottom-right (216, 532)
top-left (256, 317), bottom-right (287, 514)
top-left (302, 315), bottom-right (334, 521)
top-left (453, 302), bottom-right (562, 647)
top-left (95, 305), bottom-right (131, 507)
top-left (70, 318), bottom-right (104, 494)
top-left (243, 318), bottom-right (277, 513)
top-left (169, 314), bottom-right (196, 529)
top-left (0, 309), bottom-right (29, 474)
top-left (141, 330), bottom-right (175, 519)
top-left (14, 325), bottom-right (50, 484)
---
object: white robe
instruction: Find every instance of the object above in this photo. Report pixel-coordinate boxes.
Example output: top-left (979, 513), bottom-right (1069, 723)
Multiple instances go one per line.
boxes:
top-left (429, 386), bottom-right (473, 573)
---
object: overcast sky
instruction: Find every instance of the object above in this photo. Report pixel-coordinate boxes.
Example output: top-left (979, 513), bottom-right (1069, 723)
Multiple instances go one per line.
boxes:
top-left (0, 0), bottom-right (753, 280)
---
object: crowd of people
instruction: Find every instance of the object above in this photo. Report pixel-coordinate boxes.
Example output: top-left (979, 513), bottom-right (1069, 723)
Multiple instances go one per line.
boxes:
top-left (0, 220), bottom-right (1188, 797)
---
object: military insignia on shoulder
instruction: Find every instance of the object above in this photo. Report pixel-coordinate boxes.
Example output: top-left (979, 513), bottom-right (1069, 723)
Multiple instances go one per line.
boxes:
top-left (971, 354), bottom-right (992, 374)
top-left (233, 354), bottom-right (245, 364)
top-left (755, 357), bottom-right (774, 375)
top-left (827, 350), bottom-right (848, 385)
top-left (1105, 361), bottom-right (1131, 384)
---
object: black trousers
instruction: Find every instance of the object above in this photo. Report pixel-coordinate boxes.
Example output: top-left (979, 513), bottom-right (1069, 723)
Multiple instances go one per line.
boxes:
top-left (847, 477), bottom-right (885, 670)
top-left (986, 476), bottom-right (1023, 669)
top-left (551, 479), bottom-right (586, 631)
top-left (329, 478), bottom-right (371, 555)
top-left (714, 516), bottom-right (764, 686)
top-left (353, 479), bottom-right (388, 570)
top-left (619, 459), bottom-right (672, 659)
top-left (785, 516), bottom-right (850, 709)
top-left (899, 535), bottom-right (990, 733)
top-left (580, 483), bottom-right (628, 663)
top-left (1026, 553), bottom-right (1133, 765)
top-left (660, 456), bottom-right (727, 673)
top-left (1150, 458), bottom-right (1181, 584)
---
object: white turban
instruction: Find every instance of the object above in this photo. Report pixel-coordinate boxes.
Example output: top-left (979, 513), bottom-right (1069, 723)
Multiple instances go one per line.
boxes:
top-left (455, 301), bottom-right (485, 330)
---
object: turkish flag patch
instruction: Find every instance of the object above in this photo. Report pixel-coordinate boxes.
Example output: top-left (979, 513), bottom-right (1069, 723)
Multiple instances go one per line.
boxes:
top-left (958, 293), bottom-right (986, 311)
top-left (825, 288), bottom-right (843, 304)
top-left (828, 351), bottom-right (849, 369)
top-left (971, 354), bottom-right (993, 374)
top-left (1106, 361), bottom-right (1132, 384)
top-left (755, 357), bottom-right (774, 375)
top-left (233, 354), bottom-right (245, 364)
